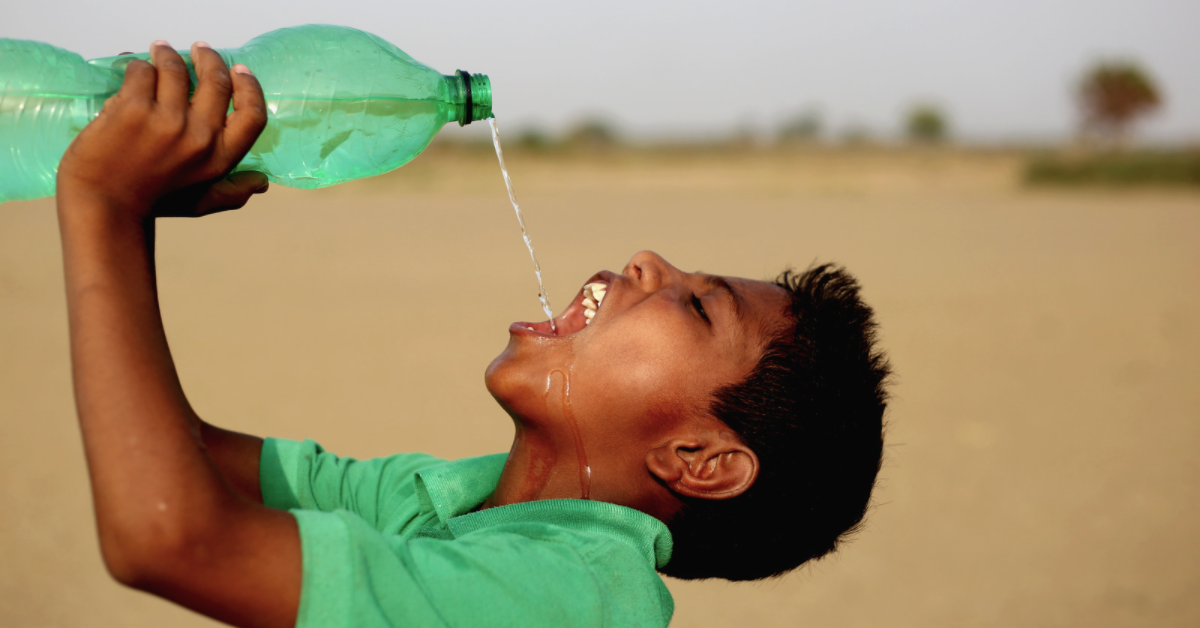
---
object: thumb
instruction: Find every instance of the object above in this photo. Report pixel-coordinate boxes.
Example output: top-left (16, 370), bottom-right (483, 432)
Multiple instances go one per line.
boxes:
top-left (195, 171), bottom-right (270, 216)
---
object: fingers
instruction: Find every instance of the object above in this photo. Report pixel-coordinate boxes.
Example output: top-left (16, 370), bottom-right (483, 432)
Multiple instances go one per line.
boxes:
top-left (149, 41), bottom-right (191, 111)
top-left (118, 58), bottom-right (157, 104)
top-left (190, 42), bottom-right (234, 131)
top-left (221, 65), bottom-right (268, 166)
top-left (193, 172), bottom-right (270, 216)
top-left (108, 39), bottom-right (267, 196)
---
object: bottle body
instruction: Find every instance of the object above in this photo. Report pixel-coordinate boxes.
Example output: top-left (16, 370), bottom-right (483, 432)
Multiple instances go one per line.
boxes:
top-left (0, 25), bottom-right (492, 202)
top-left (0, 39), bottom-right (115, 202)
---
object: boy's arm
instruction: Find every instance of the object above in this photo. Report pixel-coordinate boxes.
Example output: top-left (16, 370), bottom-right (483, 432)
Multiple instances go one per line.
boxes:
top-left (200, 422), bottom-right (265, 504)
top-left (57, 41), bottom-right (298, 627)
top-left (102, 51), bottom-right (268, 507)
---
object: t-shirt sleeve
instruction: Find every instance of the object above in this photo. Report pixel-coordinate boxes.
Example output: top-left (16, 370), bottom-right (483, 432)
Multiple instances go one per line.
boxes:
top-left (291, 509), bottom-right (607, 628)
top-left (259, 438), bottom-right (445, 530)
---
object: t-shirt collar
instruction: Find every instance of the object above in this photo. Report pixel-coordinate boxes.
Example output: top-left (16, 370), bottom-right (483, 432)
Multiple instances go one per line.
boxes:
top-left (413, 453), bottom-right (507, 521)
top-left (413, 454), bottom-right (674, 569)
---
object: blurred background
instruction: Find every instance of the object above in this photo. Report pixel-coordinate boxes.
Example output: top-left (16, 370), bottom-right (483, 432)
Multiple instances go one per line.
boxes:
top-left (2, 1), bottom-right (1198, 626)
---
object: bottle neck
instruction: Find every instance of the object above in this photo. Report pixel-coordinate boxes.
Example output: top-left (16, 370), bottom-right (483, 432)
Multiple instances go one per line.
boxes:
top-left (446, 70), bottom-right (493, 126)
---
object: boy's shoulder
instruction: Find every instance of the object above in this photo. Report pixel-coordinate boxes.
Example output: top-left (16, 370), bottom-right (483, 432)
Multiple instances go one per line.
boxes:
top-left (261, 437), bottom-right (450, 529)
top-left (270, 439), bottom-right (675, 627)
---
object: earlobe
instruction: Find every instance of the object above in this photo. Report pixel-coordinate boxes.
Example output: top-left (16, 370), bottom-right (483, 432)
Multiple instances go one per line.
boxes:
top-left (646, 437), bottom-right (759, 501)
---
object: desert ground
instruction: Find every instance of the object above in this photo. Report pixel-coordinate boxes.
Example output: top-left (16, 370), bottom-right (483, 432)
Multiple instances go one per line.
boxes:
top-left (2, 146), bottom-right (1198, 627)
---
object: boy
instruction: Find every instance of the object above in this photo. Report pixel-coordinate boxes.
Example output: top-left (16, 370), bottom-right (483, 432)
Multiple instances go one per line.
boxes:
top-left (56, 42), bottom-right (889, 627)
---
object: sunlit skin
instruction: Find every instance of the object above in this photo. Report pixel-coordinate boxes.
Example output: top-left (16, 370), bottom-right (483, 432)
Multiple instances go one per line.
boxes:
top-left (484, 251), bottom-right (791, 522)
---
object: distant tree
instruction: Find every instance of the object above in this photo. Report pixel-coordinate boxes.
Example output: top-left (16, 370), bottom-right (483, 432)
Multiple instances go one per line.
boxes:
top-left (778, 108), bottom-right (823, 144)
top-left (1078, 60), bottom-right (1161, 145)
top-left (516, 126), bottom-right (553, 151)
top-left (839, 123), bottom-right (875, 147)
top-left (905, 104), bottom-right (949, 143)
top-left (565, 118), bottom-right (619, 150)
top-left (727, 120), bottom-right (761, 149)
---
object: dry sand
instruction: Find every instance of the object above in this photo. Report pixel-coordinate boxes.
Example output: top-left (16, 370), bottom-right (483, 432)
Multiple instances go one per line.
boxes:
top-left (2, 148), bottom-right (1198, 627)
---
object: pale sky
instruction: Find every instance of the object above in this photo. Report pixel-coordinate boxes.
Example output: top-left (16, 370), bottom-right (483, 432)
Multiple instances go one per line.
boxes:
top-left (6, 0), bottom-right (1198, 143)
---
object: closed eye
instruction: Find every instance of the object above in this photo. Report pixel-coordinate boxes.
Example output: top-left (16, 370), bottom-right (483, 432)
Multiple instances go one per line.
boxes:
top-left (690, 294), bottom-right (710, 323)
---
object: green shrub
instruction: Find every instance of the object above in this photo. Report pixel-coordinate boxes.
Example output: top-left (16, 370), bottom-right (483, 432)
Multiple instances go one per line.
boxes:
top-left (1025, 151), bottom-right (1200, 186)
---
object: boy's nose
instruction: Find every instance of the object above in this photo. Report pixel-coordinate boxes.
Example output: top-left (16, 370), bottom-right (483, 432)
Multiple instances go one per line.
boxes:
top-left (623, 250), bottom-right (681, 290)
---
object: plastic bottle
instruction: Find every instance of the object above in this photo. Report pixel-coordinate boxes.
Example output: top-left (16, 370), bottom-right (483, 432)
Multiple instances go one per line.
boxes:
top-left (0, 24), bottom-right (492, 202)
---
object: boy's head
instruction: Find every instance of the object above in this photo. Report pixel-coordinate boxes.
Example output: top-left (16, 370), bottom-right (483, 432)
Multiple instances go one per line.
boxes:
top-left (485, 251), bottom-right (889, 581)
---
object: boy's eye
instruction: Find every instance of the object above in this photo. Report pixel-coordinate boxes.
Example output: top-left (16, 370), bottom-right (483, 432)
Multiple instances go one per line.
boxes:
top-left (690, 294), bottom-right (710, 323)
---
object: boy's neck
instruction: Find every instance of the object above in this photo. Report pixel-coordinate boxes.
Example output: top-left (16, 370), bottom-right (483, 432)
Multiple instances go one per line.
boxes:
top-left (482, 424), bottom-right (684, 526)
top-left (485, 424), bottom-right (588, 508)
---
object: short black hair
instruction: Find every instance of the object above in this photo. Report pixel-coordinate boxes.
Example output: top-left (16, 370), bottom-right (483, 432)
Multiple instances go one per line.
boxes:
top-left (660, 264), bottom-right (890, 581)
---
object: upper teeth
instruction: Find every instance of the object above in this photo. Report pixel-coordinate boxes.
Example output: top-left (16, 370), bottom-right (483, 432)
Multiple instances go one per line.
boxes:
top-left (582, 282), bottom-right (607, 325)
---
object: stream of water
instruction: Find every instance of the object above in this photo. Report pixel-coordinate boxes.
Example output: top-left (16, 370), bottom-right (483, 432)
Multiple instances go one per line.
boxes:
top-left (489, 118), bottom-right (556, 333)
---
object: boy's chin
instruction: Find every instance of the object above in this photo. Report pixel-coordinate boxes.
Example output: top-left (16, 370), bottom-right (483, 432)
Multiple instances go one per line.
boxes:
top-left (484, 349), bottom-right (567, 423)
top-left (485, 351), bottom-right (537, 405)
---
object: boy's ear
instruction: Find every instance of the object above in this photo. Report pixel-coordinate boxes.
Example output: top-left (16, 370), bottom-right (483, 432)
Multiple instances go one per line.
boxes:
top-left (645, 430), bottom-right (759, 500)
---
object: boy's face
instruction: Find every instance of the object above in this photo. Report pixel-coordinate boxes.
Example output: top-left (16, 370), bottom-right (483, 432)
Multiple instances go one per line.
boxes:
top-left (485, 251), bottom-right (789, 494)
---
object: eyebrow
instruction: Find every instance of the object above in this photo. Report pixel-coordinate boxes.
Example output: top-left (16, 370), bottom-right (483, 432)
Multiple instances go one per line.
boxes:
top-left (705, 275), bottom-right (745, 325)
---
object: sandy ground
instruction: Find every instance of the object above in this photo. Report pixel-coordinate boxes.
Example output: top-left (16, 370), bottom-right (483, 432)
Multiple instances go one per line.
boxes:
top-left (2, 148), bottom-right (1198, 627)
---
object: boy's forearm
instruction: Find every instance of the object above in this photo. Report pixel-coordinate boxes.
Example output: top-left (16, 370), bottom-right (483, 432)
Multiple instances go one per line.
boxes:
top-left (58, 200), bottom-right (243, 572)
top-left (60, 200), bottom-right (266, 498)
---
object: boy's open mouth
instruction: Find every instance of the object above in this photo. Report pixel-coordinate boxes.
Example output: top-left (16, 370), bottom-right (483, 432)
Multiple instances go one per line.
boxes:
top-left (511, 275), bottom-right (610, 337)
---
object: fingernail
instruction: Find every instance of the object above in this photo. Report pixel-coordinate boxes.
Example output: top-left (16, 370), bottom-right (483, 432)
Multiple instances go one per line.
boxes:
top-left (232, 64), bottom-right (254, 76)
top-left (152, 40), bottom-right (171, 48)
top-left (255, 181), bottom-right (270, 193)
top-left (194, 41), bottom-right (211, 49)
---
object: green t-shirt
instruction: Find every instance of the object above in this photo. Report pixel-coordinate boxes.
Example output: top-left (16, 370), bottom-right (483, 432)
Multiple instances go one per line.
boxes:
top-left (259, 438), bottom-right (675, 627)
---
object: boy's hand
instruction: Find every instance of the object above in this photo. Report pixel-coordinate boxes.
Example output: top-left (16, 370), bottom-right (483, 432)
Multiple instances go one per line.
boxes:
top-left (57, 41), bottom-right (269, 219)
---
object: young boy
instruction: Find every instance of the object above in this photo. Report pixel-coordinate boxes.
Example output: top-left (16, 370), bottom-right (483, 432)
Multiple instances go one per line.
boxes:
top-left (56, 42), bottom-right (890, 627)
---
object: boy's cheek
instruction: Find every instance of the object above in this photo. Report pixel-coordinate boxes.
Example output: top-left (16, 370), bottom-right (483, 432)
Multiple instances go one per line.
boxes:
top-left (573, 349), bottom-right (684, 415)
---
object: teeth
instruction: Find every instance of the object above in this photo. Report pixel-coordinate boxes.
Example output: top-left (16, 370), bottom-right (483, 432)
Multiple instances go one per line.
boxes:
top-left (585, 282), bottom-right (608, 304)
top-left (582, 281), bottom-right (608, 326)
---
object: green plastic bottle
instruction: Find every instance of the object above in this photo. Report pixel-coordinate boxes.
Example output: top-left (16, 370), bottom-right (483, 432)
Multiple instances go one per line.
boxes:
top-left (0, 24), bottom-right (492, 202)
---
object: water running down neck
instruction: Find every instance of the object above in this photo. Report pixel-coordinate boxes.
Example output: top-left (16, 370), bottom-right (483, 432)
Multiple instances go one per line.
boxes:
top-left (550, 368), bottom-right (591, 500)
top-left (489, 118), bottom-right (556, 333)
